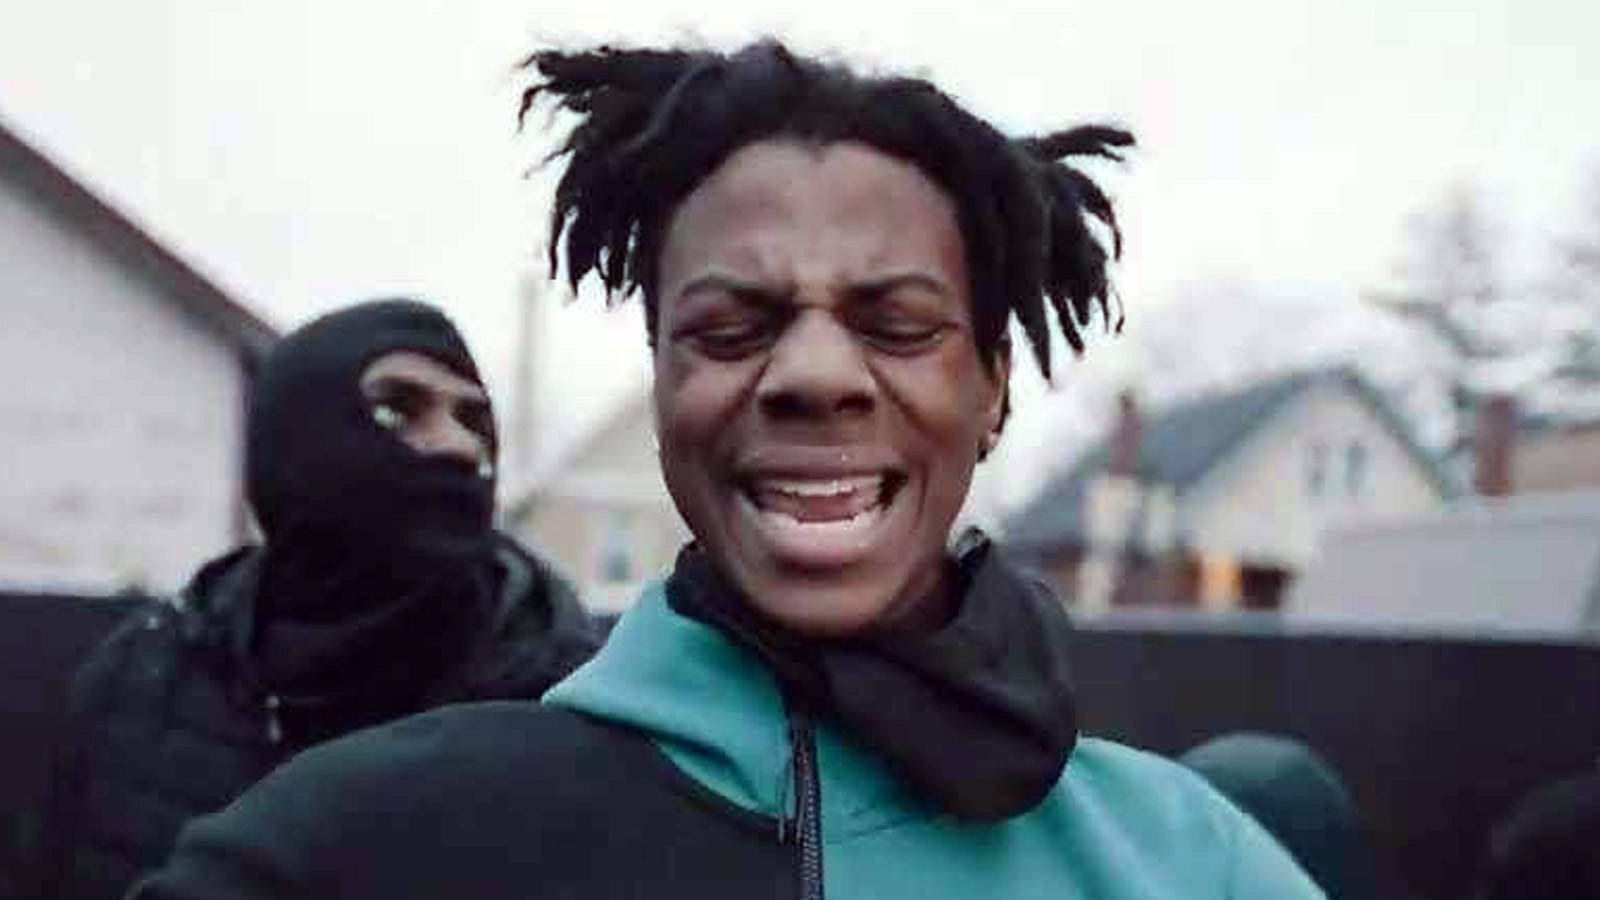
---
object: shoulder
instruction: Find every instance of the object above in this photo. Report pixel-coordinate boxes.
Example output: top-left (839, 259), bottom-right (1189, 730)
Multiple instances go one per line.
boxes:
top-left (1066, 737), bottom-right (1219, 797)
top-left (78, 546), bottom-right (258, 690)
top-left (451, 538), bottom-right (601, 700)
top-left (136, 701), bottom-right (793, 899)
top-left (1055, 739), bottom-right (1326, 898)
top-left (135, 703), bottom-right (642, 898)
top-left (1058, 738), bottom-right (1240, 839)
top-left (68, 599), bottom-right (185, 707)
top-left (491, 533), bottom-right (594, 637)
top-left (70, 542), bottom-right (255, 709)
top-left (190, 702), bottom-right (646, 843)
top-left (270, 701), bottom-right (618, 796)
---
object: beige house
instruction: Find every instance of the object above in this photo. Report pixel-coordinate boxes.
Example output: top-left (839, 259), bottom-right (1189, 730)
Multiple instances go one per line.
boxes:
top-left (504, 392), bottom-right (690, 613)
top-left (1513, 419), bottom-right (1600, 494)
top-left (1004, 367), bottom-right (1456, 612)
top-left (0, 119), bottom-right (275, 594)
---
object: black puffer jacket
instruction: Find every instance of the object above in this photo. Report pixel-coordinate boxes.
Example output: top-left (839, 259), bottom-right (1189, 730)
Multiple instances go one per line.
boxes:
top-left (24, 535), bottom-right (598, 900)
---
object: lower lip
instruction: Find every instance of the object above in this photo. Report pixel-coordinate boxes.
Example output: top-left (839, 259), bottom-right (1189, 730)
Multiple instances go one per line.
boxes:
top-left (735, 487), bottom-right (900, 571)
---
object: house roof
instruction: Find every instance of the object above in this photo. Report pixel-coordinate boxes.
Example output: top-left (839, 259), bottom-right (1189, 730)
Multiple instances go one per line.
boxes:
top-left (1003, 366), bottom-right (1458, 553)
top-left (1518, 411), bottom-right (1600, 439)
top-left (503, 388), bottom-right (656, 522)
top-left (0, 117), bottom-right (277, 359)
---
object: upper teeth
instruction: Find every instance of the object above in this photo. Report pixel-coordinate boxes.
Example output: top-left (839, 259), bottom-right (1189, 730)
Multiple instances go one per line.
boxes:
top-left (762, 476), bottom-right (881, 497)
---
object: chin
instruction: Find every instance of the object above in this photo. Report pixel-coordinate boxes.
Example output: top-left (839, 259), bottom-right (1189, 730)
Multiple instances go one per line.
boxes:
top-left (688, 483), bottom-right (955, 636)
top-left (747, 584), bottom-right (890, 636)
top-left (728, 556), bottom-right (938, 638)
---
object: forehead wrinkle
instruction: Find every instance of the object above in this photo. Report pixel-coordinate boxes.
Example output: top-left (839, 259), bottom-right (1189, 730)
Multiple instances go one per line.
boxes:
top-left (662, 140), bottom-right (967, 308)
top-left (703, 207), bottom-right (948, 298)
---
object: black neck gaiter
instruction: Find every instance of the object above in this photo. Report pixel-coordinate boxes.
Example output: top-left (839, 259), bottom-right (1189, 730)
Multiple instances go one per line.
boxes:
top-left (665, 534), bottom-right (1080, 822)
top-left (239, 299), bottom-right (499, 706)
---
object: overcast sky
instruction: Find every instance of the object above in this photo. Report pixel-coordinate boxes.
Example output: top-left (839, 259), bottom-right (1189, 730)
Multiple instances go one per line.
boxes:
top-left (2, 0), bottom-right (1597, 501)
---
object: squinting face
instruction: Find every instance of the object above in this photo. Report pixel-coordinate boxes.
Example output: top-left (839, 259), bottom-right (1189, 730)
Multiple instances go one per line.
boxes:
top-left (654, 140), bottom-right (1008, 636)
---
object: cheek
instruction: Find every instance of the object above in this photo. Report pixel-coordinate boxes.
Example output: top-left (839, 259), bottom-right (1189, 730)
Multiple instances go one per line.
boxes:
top-left (653, 355), bottom-right (752, 474)
top-left (881, 358), bottom-right (995, 458)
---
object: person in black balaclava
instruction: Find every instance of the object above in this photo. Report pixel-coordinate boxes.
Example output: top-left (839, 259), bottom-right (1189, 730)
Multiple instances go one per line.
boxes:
top-left (19, 299), bottom-right (599, 900)
top-left (241, 298), bottom-right (518, 731)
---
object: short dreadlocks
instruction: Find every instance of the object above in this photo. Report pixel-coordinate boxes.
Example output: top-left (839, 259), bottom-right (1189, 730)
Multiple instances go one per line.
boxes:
top-left (518, 40), bottom-right (1132, 381)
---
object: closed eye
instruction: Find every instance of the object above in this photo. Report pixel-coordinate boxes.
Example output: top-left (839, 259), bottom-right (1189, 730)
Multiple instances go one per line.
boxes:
top-left (844, 279), bottom-right (957, 354)
top-left (671, 287), bottom-right (791, 361)
top-left (687, 317), bottom-right (781, 359)
top-left (858, 319), bottom-right (947, 352)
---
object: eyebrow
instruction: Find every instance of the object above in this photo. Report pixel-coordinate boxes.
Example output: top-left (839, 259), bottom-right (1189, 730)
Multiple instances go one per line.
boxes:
top-left (361, 373), bottom-right (488, 405)
top-left (673, 274), bottom-right (792, 308)
top-left (845, 273), bottom-right (954, 301)
top-left (674, 271), bottom-right (952, 306)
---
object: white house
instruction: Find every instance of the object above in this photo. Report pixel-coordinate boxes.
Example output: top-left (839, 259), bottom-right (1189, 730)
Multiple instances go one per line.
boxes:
top-left (1004, 367), bottom-right (1457, 611)
top-left (0, 120), bottom-right (276, 594)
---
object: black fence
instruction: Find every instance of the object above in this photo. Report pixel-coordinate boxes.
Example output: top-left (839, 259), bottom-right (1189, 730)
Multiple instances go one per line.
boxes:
top-left (1, 592), bottom-right (134, 895)
top-left (3, 595), bottom-right (1597, 899)
top-left (1069, 614), bottom-right (1600, 899)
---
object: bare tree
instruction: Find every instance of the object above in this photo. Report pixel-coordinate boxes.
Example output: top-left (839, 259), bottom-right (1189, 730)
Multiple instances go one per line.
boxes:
top-left (1364, 183), bottom-right (1534, 451)
top-left (1546, 165), bottom-right (1600, 386)
top-left (1556, 167), bottom-right (1600, 281)
top-left (1367, 172), bottom-right (1600, 447)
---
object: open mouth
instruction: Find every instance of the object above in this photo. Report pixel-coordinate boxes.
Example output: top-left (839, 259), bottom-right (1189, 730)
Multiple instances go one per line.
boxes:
top-left (743, 472), bottom-right (905, 524)
top-left (735, 470), bottom-right (909, 567)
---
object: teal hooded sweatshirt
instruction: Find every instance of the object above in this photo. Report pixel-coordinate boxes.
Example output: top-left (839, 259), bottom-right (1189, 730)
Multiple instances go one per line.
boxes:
top-left (547, 582), bottom-right (1325, 900)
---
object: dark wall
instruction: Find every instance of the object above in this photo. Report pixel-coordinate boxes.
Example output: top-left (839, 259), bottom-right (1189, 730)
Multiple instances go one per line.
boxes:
top-left (1069, 619), bottom-right (1600, 900)
top-left (3, 595), bottom-right (1596, 900)
top-left (0, 593), bottom-right (134, 894)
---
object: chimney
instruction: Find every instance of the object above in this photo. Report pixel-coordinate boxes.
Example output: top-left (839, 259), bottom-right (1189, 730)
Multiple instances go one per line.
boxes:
top-left (1109, 390), bottom-right (1142, 478)
top-left (1473, 393), bottom-right (1515, 497)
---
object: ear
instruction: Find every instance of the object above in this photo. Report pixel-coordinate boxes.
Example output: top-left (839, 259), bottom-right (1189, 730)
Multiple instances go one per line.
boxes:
top-left (978, 337), bottom-right (1011, 459)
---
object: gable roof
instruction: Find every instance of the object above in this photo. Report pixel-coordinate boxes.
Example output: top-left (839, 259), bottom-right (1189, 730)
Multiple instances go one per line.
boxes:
top-left (503, 388), bottom-right (656, 522)
top-left (0, 117), bottom-right (277, 359)
top-left (1003, 366), bottom-right (1458, 553)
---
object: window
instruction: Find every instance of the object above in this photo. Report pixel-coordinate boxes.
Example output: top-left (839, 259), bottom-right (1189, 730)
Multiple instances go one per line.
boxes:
top-left (595, 511), bottom-right (637, 584)
top-left (1306, 442), bottom-right (1330, 498)
top-left (1345, 441), bottom-right (1368, 497)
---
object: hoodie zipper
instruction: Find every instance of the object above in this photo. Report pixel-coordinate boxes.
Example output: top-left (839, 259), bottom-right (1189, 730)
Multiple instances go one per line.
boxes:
top-left (264, 693), bottom-right (284, 745)
top-left (787, 707), bottom-right (824, 900)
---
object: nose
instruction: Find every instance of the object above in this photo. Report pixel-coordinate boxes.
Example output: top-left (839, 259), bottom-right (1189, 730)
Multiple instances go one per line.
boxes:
top-left (757, 309), bottom-right (876, 421)
top-left (411, 407), bottom-right (488, 467)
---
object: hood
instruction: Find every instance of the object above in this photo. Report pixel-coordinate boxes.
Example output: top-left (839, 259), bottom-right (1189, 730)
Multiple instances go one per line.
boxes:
top-left (436, 537), bottom-right (602, 702)
top-left (546, 540), bottom-right (1078, 826)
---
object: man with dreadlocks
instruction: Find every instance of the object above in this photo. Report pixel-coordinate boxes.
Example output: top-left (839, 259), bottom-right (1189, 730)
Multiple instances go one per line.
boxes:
top-left (134, 42), bottom-right (1322, 899)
